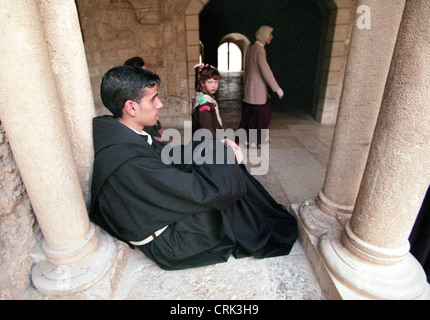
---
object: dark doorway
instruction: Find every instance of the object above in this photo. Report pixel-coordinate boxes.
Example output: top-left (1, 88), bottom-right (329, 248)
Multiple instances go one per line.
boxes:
top-left (200, 0), bottom-right (324, 115)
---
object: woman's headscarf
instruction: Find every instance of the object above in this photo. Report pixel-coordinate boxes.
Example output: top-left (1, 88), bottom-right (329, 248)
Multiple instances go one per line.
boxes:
top-left (255, 25), bottom-right (274, 44)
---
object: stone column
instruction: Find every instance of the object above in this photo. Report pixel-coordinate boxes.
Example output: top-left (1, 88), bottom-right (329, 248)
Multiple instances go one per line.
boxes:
top-left (37, 0), bottom-right (96, 207)
top-left (319, 0), bottom-right (430, 299)
top-left (298, 0), bottom-right (406, 236)
top-left (0, 0), bottom-right (117, 296)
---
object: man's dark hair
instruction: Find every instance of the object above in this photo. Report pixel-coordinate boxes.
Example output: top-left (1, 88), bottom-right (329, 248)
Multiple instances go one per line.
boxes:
top-left (100, 65), bottom-right (160, 118)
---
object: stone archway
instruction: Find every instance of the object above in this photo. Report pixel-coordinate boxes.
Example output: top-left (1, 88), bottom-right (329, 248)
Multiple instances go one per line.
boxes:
top-left (218, 33), bottom-right (251, 71)
top-left (184, 0), bottom-right (356, 125)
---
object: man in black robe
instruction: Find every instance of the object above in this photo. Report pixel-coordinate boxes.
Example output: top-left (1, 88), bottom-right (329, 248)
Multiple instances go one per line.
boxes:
top-left (410, 186), bottom-right (430, 281)
top-left (90, 65), bottom-right (298, 270)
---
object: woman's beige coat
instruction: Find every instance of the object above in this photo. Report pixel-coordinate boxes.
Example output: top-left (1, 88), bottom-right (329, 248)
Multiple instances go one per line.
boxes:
top-left (243, 41), bottom-right (281, 105)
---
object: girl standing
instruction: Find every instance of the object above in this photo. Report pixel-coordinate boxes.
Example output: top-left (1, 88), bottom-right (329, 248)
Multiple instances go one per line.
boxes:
top-left (192, 64), bottom-right (223, 134)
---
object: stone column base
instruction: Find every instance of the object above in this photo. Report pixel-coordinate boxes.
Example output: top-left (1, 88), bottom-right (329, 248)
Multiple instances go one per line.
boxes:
top-left (31, 225), bottom-right (126, 298)
top-left (317, 191), bottom-right (353, 221)
top-left (297, 198), bottom-right (349, 238)
top-left (292, 202), bottom-right (342, 299)
top-left (292, 202), bottom-right (430, 300)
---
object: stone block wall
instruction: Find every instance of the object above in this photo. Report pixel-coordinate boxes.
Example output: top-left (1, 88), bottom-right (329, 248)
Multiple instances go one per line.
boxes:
top-left (77, 0), bottom-right (191, 129)
top-left (312, 0), bottom-right (356, 125)
top-left (0, 122), bottom-right (41, 299)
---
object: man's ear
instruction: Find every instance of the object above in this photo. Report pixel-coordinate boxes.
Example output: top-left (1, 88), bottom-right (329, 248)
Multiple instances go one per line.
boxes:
top-left (123, 100), bottom-right (137, 116)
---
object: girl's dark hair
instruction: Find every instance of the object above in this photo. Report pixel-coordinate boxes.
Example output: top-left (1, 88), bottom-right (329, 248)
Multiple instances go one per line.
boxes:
top-left (194, 64), bottom-right (220, 91)
top-left (100, 65), bottom-right (160, 118)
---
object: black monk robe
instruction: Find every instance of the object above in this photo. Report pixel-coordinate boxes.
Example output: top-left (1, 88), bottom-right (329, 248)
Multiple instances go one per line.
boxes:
top-left (90, 115), bottom-right (298, 270)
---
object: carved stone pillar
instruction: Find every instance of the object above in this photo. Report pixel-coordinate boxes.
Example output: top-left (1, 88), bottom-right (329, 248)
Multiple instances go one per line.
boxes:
top-left (298, 0), bottom-right (406, 238)
top-left (37, 0), bottom-right (96, 207)
top-left (0, 0), bottom-right (118, 296)
top-left (319, 0), bottom-right (430, 299)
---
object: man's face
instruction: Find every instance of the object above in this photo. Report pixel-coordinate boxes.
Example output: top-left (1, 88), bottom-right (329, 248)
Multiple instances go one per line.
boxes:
top-left (135, 84), bottom-right (163, 128)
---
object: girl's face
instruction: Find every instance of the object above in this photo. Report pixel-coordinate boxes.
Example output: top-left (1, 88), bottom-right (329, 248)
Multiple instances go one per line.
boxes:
top-left (201, 77), bottom-right (219, 95)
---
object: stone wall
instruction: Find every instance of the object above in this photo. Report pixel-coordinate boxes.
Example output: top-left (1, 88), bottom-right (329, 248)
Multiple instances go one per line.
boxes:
top-left (0, 122), bottom-right (41, 299)
top-left (312, 0), bottom-right (356, 125)
top-left (77, 0), bottom-right (191, 129)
